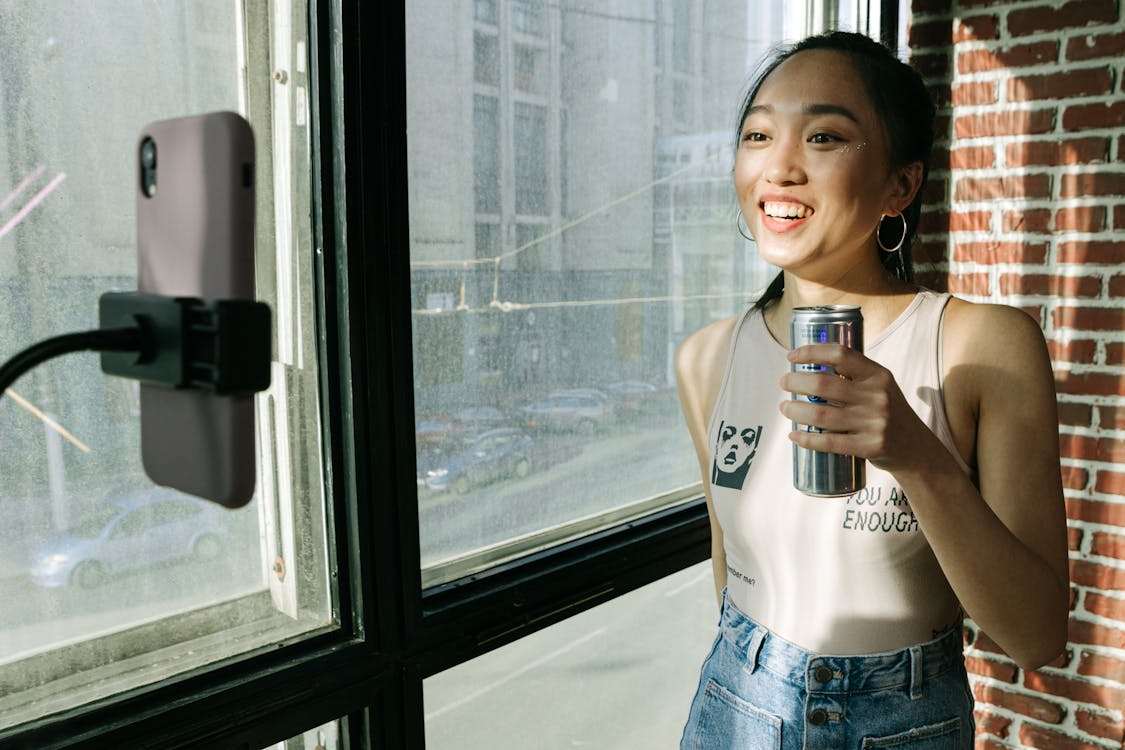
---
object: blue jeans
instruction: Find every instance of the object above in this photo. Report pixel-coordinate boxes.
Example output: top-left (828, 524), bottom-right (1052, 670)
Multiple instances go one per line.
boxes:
top-left (681, 591), bottom-right (974, 749)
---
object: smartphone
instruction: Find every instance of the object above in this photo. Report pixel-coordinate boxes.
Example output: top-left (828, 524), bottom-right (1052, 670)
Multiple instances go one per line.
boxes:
top-left (136, 111), bottom-right (257, 507)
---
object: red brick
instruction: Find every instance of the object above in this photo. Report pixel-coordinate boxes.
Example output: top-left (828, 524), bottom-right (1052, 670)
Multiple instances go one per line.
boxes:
top-left (1058, 240), bottom-right (1125, 264)
top-left (1008, 0), bottom-right (1120, 37)
top-left (1004, 208), bottom-right (1051, 233)
top-left (1019, 724), bottom-right (1108, 750)
top-left (1061, 464), bottom-right (1091, 488)
top-left (954, 15), bottom-right (998, 43)
top-left (951, 144), bottom-right (995, 169)
top-left (1053, 306), bottom-right (1125, 332)
top-left (954, 174), bottom-right (1052, 202)
top-left (1066, 30), bottom-right (1125, 61)
top-left (1000, 273), bottom-right (1101, 298)
top-left (1064, 101), bottom-right (1125, 131)
top-left (1095, 471), bottom-right (1125, 497)
top-left (1055, 205), bottom-right (1107, 232)
top-left (947, 210), bottom-right (991, 232)
top-left (1062, 171), bottom-right (1125, 198)
top-left (1075, 708), bottom-right (1125, 743)
top-left (973, 682), bottom-right (1066, 723)
top-left (1024, 668), bottom-right (1125, 709)
top-left (1069, 617), bottom-right (1125, 649)
top-left (1115, 205), bottom-right (1125, 230)
top-left (917, 209), bottom-right (947, 235)
top-left (965, 654), bottom-right (1018, 682)
top-left (948, 273), bottom-right (991, 295)
top-left (1107, 342), bottom-right (1124, 366)
top-left (1007, 67), bottom-right (1114, 102)
top-left (957, 41), bottom-right (1059, 74)
top-left (955, 110), bottom-right (1056, 138)
top-left (1097, 405), bottom-right (1125, 430)
top-left (1078, 649), bottom-right (1125, 682)
top-left (909, 18), bottom-right (952, 48)
top-left (954, 240), bottom-right (1050, 264)
top-left (1085, 592), bottom-right (1125, 621)
top-left (1055, 372), bottom-right (1125, 397)
top-left (952, 81), bottom-right (997, 107)
top-left (1070, 558), bottom-right (1125, 590)
top-left (1067, 498), bottom-right (1125, 526)
top-left (1069, 526), bottom-right (1085, 551)
top-left (1091, 531), bottom-right (1125, 559)
top-left (974, 709), bottom-right (1012, 739)
top-left (1046, 339), bottom-right (1099, 364)
top-left (1060, 434), bottom-right (1125, 462)
top-left (1007, 138), bottom-right (1109, 167)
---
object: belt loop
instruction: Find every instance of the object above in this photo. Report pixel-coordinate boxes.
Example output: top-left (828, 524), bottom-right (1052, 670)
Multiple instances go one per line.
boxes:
top-left (746, 628), bottom-right (766, 674)
top-left (909, 645), bottom-right (923, 700)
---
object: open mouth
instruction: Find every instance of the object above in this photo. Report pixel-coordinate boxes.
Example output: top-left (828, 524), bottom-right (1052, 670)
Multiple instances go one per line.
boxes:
top-left (761, 201), bottom-right (814, 221)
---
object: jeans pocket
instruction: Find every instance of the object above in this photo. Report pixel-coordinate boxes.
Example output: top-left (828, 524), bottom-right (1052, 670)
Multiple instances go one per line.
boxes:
top-left (861, 716), bottom-right (962, 749)
top-left (689, 678), bottom-right (782, 750)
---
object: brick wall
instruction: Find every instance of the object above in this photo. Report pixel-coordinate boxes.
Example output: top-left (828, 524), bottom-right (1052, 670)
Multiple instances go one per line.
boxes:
top-left (908, 0), bottom-right (1124, 747)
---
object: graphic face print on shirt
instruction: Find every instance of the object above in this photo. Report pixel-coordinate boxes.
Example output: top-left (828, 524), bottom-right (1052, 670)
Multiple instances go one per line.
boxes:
top-left (711, 420), bottom-right (763, 490)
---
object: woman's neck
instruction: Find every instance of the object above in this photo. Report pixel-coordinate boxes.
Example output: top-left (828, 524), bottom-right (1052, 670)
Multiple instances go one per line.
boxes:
top-left (763, 268), bottom-right (918, 348)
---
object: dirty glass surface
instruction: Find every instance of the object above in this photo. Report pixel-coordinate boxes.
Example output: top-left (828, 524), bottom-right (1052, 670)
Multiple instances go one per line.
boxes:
top-left (407, 1), bottom-right (803, 584)
top-left (0, 0), bottom-right (330, 730)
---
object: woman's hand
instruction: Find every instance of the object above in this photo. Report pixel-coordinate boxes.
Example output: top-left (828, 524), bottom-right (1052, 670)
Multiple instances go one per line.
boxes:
top-left (778, 343), bottom-right (936, 474)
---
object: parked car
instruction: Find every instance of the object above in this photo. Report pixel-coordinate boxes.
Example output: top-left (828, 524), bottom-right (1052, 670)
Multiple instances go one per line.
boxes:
top-left (29, 488), bottom-right (229, 589)
top-left (448, 405), bottom-right (510, 433)
top-left (417, 427), bottom-right (533, 494)
top-left (521, 393), bottom-right (614, 433)
top-left (604, 380), bottom-right (661, 410)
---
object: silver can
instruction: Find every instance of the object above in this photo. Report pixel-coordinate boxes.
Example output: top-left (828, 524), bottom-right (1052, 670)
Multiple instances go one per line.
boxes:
top-left (790, 305), bottom-right (865, 497)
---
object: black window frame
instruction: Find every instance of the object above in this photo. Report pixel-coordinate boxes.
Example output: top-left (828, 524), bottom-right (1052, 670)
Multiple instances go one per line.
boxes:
top-left (0, 1), bottom-right (899, 748)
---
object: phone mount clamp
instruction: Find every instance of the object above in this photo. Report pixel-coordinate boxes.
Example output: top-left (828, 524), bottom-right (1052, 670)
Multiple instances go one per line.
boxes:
top-left (0, 292), bottom-right (271, 399)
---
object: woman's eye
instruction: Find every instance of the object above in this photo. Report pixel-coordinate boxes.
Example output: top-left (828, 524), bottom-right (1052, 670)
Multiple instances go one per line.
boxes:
top-left (742, 131), bottom-right (768, 143)
top-left (809, 133), bottom-right (841, 144)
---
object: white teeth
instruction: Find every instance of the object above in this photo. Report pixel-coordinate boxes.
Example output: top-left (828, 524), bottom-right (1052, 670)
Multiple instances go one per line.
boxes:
top-left (763, 201), bottom-right (812, 219)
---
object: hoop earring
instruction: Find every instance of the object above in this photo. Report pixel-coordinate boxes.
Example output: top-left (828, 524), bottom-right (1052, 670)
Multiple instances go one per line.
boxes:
top-left (736, 210), bottom-right (755, 242)
top-left (877, 213), bottom-right (907, 253)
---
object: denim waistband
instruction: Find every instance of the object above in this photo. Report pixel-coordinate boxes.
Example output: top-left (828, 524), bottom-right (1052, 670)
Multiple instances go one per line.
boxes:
top-left (719, 590), bottom-right (964, 698)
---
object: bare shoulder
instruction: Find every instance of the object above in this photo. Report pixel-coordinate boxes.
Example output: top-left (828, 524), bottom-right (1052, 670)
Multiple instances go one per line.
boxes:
top-left (675, 315), bottom-right (740, 444)
top-left (675, 315), bottom-right (739, 387)
top-left (942, 297), bottom-right (1051, 370)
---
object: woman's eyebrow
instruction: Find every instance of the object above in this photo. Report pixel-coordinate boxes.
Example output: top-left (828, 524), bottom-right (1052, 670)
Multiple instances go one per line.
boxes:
top-left (744, 103), bottom-right (860, 124)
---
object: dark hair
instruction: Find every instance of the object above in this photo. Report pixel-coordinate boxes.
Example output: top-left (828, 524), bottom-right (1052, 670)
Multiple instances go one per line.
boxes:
top-left (738, 31), bottom-right (936, 310)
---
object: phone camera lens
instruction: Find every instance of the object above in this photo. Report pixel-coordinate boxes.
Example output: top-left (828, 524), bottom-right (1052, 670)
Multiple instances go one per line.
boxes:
top-left (140, 137), bottom-right (157, 197)
top-left (141, 138), bottom-right (157, 169)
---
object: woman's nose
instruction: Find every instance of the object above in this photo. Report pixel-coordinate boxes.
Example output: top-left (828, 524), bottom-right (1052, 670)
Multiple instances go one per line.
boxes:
top-left (765, 139), bottom-right (807, 185)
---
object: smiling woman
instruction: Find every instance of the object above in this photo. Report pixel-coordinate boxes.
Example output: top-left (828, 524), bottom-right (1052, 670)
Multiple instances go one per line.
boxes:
top-left (675, 30), bottom-right (1068, 750)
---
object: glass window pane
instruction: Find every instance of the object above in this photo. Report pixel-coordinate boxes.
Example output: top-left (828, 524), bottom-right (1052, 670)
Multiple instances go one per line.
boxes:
top-left (264, 720), bottom-right (342, 750)
top-left (407, 2), bottom-right (804, 585)
top-left (425, 562), bottom-right (716, 748)
top-left (0, 0), bottom-right (330, 729)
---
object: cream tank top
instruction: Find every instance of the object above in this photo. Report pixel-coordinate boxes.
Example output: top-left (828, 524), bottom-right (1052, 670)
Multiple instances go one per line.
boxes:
top-left (708, 289), bottom-right (971, 654)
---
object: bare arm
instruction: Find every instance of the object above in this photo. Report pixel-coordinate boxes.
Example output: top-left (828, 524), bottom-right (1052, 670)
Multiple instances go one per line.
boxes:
top-left (781, 302), bottom-right (1068, 669)
top-left (674, 316), bottom-right (738, 608)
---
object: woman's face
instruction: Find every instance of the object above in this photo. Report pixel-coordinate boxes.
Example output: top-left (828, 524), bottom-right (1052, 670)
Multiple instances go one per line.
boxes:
top-left (734, 49), bottom-right (909, 283)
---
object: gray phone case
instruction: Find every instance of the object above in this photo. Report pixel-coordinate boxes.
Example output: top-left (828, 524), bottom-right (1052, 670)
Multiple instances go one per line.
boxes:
top-left (136, 111), bottom-right (257, 506)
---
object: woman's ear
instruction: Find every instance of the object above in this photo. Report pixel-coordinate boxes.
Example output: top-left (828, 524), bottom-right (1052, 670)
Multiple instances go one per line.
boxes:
top-left (885, 161), bottom-right (925, 214)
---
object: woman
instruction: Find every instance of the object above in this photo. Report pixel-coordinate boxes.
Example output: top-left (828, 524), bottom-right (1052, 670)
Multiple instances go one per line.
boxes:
top-left (677, 31), bottom-right (1068, 749)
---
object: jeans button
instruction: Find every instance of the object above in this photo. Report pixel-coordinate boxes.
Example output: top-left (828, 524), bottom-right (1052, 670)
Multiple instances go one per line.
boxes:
top-left (813, 665), bottom-right (833, 683)
top-left (808, 708), bottom-right (828, 726)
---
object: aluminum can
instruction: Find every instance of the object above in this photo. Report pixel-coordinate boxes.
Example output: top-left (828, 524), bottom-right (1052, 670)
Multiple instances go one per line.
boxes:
top-left (790, 305), bottom-right (865, 497)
